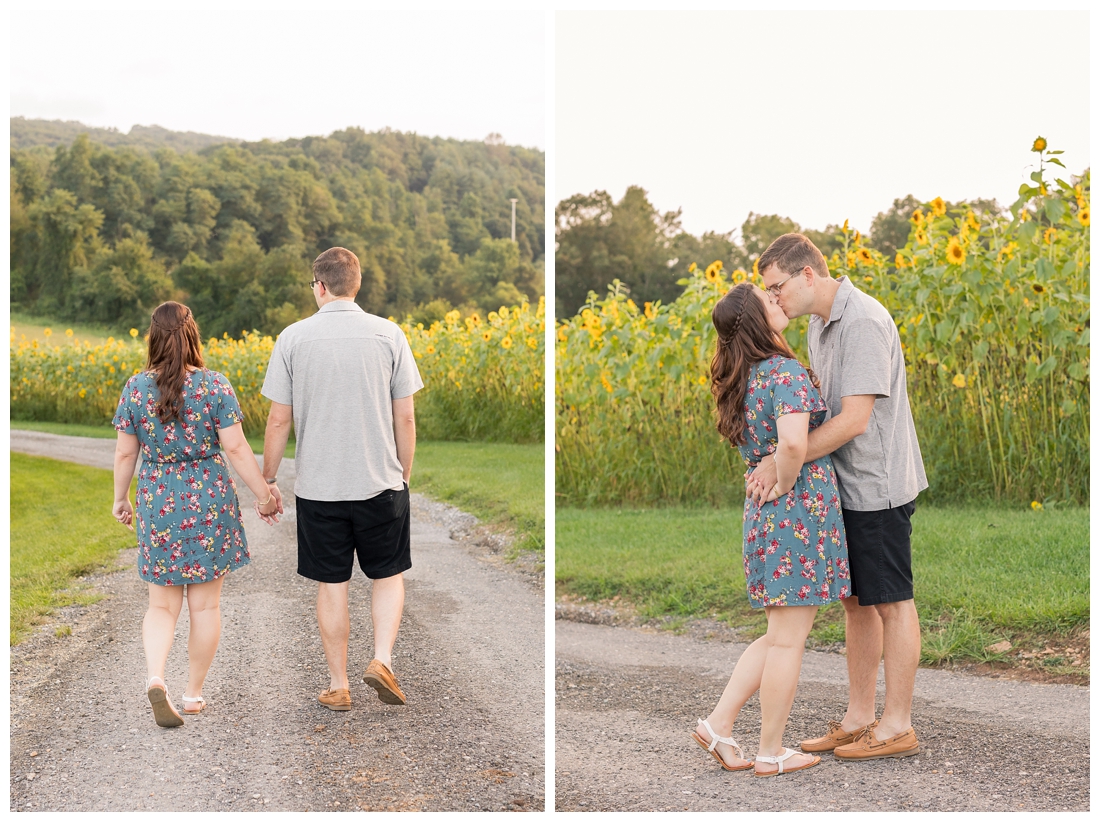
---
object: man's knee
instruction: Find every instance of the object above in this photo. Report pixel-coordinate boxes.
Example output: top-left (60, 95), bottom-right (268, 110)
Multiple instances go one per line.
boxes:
top-left (873, 598), bottom-right (916, 621)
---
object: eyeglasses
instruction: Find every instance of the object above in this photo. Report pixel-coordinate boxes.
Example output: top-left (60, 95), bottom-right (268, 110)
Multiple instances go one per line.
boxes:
top-left (307, 279), bottom-right (325, 289)
top-left (765, 267), bottom-right (806, 298)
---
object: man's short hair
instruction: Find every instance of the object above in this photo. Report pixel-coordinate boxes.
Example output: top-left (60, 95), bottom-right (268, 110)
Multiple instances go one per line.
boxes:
top-left (313, 247), bottom-right (362, 297)
top-left (756, 233), bottom-right (830, 279)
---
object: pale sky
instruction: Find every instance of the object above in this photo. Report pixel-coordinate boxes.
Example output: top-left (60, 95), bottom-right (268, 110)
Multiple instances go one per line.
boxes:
top-left (10, 10), bottom-right (546, 149)
top-left (556, 11), bottom-right (1090, 237)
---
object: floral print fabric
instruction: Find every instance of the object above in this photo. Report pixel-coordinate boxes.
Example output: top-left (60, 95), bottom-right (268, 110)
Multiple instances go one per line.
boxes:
top-left (738, 355), bottom-right (850, 608)
top-left (112, 369), bottom-right (251, 585)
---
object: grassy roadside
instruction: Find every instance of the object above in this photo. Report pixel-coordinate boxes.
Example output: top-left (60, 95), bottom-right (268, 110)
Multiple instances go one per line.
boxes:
top-left (10, 420), bottom-right (294, 458)
top-left (556, 505), bottom-right (1089, 678)
top-left (10, 311), bottom-right (118, 346)
top-left (10, 453), bottom-right (136, 645)
top-left (10, 439), bottom-right (543, 643)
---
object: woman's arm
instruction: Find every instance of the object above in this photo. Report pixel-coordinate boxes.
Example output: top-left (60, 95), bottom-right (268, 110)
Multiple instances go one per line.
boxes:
top-left (113, 432), bottom-right (140, 527)
top-left (770, 411), bottom-right (810, 498)
top-left (217, 422), bottom-right (279, 520)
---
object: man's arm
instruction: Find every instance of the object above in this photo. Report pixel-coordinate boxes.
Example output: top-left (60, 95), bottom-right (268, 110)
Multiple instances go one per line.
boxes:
top-left (263, 401), bottom-right (293, 510)
top-left (392, 395), bottom-right (416, 484)
top-left (747, 394), bottom-right (877, 503)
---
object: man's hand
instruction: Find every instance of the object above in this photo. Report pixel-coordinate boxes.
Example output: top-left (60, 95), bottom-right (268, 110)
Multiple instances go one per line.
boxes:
top-left (269, 483), bottom-right (284, 514)
top-left (746, 453), bottom-right (779, 504)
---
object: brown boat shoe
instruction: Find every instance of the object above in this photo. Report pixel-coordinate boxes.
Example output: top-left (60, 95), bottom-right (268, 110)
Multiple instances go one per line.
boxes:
top-left (834, 726), bottom-right (920, 760)
top-left (318, 687), bottom-right (352, 711)
top-left (800, 719), bottom-right (877, 753)
top-left (363, 660), bottom-right (407, 705)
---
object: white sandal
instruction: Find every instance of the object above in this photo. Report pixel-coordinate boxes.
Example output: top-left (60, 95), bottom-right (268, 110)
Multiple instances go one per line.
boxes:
top-left (754, 747), bottom-right (820, 777)
top-left (181, 693), bottom-right (206, 715)
top-left (690, 718), bottom-right (753, 771)
top-left (146, 678), bottom-right (184, 728)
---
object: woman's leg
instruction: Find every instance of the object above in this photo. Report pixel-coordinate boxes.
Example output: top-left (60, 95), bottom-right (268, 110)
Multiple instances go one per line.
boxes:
top-left (697, 632), bottom-right (771, 767)
top-left (756, 604), bottom-right (819, 772)
top-left (144, 583), bottom-right (185, 682)
top-left (183, 575), bottom-right (226, 697)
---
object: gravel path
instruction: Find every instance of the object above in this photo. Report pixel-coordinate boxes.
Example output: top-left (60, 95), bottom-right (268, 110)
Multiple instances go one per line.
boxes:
top-left (10, 431), bottom-right (544, 812)
top-left (555, 620), bottom-right (1089, 812)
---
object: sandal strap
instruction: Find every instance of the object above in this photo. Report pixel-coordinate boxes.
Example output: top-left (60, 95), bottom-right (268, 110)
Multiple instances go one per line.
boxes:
top-left (697, 718), bottom-right (744, 759)
top-left (755, 748), bottom-right (798, 772)
top-left (181, 694), bottom-right (204, 703)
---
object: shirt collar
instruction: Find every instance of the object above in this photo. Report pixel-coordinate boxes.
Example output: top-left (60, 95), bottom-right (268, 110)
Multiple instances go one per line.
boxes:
top-left (317, 300), bottom-right (364, 314)
top-left (821, 275), bottom-right (855, 328)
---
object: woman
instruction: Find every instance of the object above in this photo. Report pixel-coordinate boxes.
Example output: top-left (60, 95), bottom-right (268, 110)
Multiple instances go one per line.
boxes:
top-left (690, 282), bottom-right (850, 776)
top-left (112, 301), bottom-right (281, 727)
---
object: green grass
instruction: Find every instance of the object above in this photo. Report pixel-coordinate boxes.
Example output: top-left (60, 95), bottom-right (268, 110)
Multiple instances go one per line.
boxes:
top-left (10, 453), bottom-right (136, 645)
top-left (413, 441), bottom-right (544, 557)
top-left (556, 505), bottom-right (1089, 665)
top-left (10, 310), bottom-right (118, 346)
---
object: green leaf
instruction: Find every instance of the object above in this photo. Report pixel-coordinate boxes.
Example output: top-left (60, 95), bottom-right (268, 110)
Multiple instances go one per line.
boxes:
top-left (1067, 362), bottom-right (1087, 381)
top-left (1030, 171), bottom-right (1044, 183)
top-left (1036, 257), bottom-right (1053, 278)
top-left (1045, 199), bottom-right (1066, 222)
top-left (972, 341), bottom-right (989, 361)
top-left (1037, 355), bottom-right (1058, 378)
top-left (1047, 158), bottom-right (1066, 169)
top-left (1019, 222), bottom-right (1039, 242)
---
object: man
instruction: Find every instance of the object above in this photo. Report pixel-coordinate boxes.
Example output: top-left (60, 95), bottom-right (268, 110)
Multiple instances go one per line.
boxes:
top-left (261, 246), bottom-right (422, 711)
top-left (748, 233), bottom-right (927, 760)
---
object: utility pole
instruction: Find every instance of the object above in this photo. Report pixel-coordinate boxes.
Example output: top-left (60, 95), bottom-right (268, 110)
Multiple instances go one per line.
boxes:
top-left (510, 198), bottom-right (518, 242)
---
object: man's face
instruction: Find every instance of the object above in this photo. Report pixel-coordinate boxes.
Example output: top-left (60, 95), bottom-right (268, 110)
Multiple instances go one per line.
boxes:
top-left (760, 263), bottom-right (810, 319)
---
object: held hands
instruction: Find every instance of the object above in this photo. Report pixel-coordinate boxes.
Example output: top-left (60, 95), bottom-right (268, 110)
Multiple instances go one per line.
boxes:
top-left (113, 498), bottom-right (135, 531)
top-left (255, 484), bottom-right (283, 525)
top-left (745, 453), bottom-right (780, 505)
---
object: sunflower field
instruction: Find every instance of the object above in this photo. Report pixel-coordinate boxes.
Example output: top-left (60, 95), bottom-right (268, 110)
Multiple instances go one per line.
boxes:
top-left (11, 297), bottom-right (545, 443)
top-left (556, 142), bottom-right (1089, 507)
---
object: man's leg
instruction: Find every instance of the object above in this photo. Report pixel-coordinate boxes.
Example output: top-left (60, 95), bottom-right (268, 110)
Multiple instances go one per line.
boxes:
top-left (840, 595), bottom-right (883, 731)
top-left (871, 598), bottom-right (920, 739)
top-left (317, 581), bottom-right (351, 691)
top-left (370, 573), bottom-right (404, 669)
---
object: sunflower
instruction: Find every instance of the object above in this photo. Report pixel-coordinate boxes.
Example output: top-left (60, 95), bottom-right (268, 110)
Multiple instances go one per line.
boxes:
top-left (526, 336), bottom-right (538, 350)
top-left (688, 262), bottom-right (697, 273)
top-left (1032, 283), bottom-right (1045, 294)
top-left (910, 209), bottom-right (925, 226)
top-left (846, 252), bottom-right (856, 268)
top-left (1019, 209), bottom-right (1031, 222)
top-left (482, 330), bottom-right (493, 342)
top-left (842, 218), bottom-right (849, 234)
top-left (1031, 500), bottom-right (1043, 511)
top-left (914, 228), bottom-right (928, 245)
top-left (952, 373), bottom-right (967, 388)
top-left (1043, 227), bottom-right (1056, 244)
top-left (895, 252), bottom-right (908, 269)
top-left (930, 197), bottom-right (947, 217)
top-left (425, 345), bottom-right (435, 355)
top-left (946, 237), bottom-right (966, 266)
top-left (704, 262), bottom-right (722, 283)
top-left (644, 302), bottom-right (657, 320)
top-left (752, 258), bottom-right (760, 278)
top-left (1078, 207), bottom-right (1090, 226)
top-left (1032, 136), bottom-right (1047, 152)
top-left (856, 247), bottom-right (873, 265)
top-left (501, 336), bottom-right (513, 349)
top-left (965, 211), bottom-right (980, 231)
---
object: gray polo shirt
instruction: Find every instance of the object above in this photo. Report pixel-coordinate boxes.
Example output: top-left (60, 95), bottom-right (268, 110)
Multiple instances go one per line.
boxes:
top-left (261, 300), bottom-right (423, 501)
top-left (807, 276), bottom-right (927, 511)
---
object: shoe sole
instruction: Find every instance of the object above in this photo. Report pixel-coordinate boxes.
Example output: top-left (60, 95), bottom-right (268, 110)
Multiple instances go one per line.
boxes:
top-left (363, 673), bottom-right (406, 705)
top-left (318, 701), bottom-right (351, 711)
top-left (800, 741), bottom-right (847, 753)
top-left (147, 686), bottom-right (184, 728)
top-left (754, 756), bottom-right (821, 777)
top-left (690, 732), bottom-right (754, 772)
top-left (835, 746), bottom-right (920, 761)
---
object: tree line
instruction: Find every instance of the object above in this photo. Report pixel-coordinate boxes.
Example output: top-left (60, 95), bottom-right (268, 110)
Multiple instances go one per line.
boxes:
top-left (10, 125), bottom-right (545, 336)
top-left (554, 186), bottom-right (1000, 317)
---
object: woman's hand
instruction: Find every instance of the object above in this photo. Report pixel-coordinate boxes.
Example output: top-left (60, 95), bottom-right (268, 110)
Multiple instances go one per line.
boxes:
top-left (113, 498), bottom-right (135, 531)
top-left (255, 486), bottom-right (280, 525)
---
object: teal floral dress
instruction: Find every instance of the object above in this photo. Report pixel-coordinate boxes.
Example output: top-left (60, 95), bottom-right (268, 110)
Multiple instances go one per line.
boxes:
top-left (739, 355), bottom-right (850, 608)
top-left (112, 369), bottom-right (251, 586)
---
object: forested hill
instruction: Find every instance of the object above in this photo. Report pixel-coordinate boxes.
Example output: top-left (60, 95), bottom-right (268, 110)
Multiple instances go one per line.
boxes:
top-left (10, 125), bottom-right (545, 336)
top-left (11, 117), bottom-right (239, 152)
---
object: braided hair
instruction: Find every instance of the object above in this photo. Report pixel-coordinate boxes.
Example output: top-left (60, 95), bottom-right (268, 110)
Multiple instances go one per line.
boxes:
top-left (710, 282), bottom-right (816, 447)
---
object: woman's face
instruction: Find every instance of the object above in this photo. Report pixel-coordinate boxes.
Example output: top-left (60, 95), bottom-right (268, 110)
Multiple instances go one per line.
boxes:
top-left (757, 286), bottom-right (790, 334)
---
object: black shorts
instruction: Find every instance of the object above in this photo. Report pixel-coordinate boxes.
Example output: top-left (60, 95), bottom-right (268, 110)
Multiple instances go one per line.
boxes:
top-left (842, 500), bottom-right (916, 606)
top-left (296, 485), bottom-right (412, 583)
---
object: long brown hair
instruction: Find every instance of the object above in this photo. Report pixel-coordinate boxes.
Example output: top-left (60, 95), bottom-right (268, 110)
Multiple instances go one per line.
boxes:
top-left (146, 302), bottom-right (204, 425)
top-left (710, 283), bottom-right (816, 447)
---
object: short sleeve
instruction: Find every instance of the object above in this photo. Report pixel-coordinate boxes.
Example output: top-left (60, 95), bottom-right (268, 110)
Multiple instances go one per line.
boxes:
top-left (211, 372), bottom-right (244, 430)
top-left (838, 318), bottom-right (892, 399)
top-left (112, 375), bottom-right (139, 433)
top-left (771, 359), bottom-right (827, 419)
top-left (390, 327), bottom-right (424, 399)
top-left (261, 335), bottom-right (294, 406)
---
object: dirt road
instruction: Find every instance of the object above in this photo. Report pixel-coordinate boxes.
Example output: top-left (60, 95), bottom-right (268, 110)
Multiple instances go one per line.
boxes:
top-left (556, 619), bottom-right (1089, 812)
top-left (10, 431), bottom-right (544, 812)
